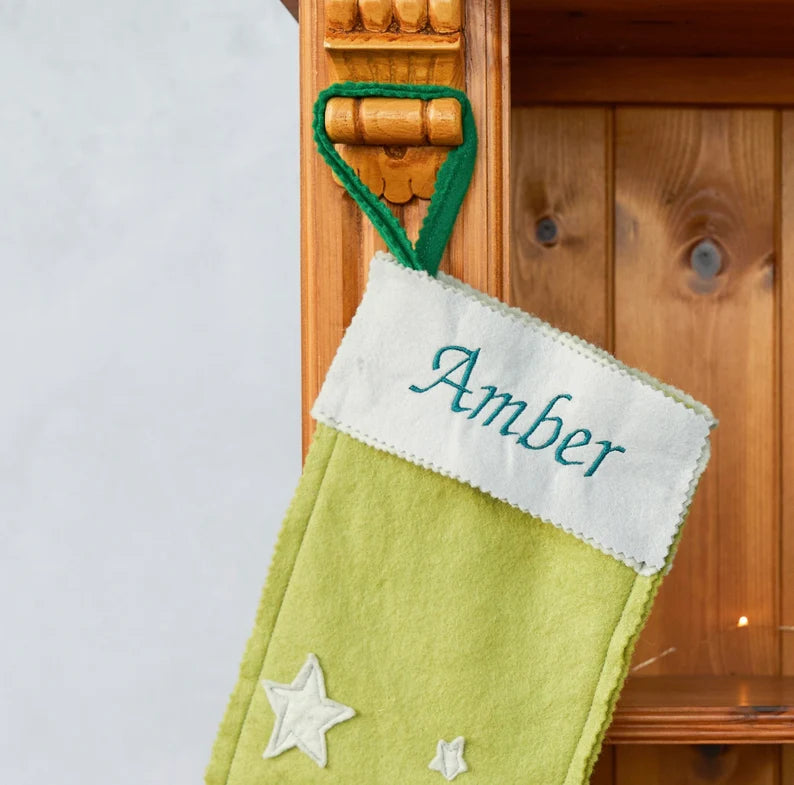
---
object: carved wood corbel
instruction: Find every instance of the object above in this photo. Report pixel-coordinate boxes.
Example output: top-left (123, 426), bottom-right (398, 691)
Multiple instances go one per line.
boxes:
top-left (323, 0), bottom-right (463, 204)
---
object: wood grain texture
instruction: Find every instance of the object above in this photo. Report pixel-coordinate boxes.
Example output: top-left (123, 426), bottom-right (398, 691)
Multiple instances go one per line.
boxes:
top-left (393, 0), bottom-right (429, 32)
top-left (511, 0), bottom-right (794, 9)
top-left (324, 32), bottom-right (462, 86)
top-left (511, 57), bottom-right (794, 107)
top-left (324, 96), bottom-right (461, 203)
top-left (323, 0), bottom-right (464, 87)
top-left (782, 113), bottom-right (794, 682)
top-left (359, 0), bottom-right (393, 31)
top-left (323, 0), bottom-right (461, 32)
top-left (784, 748), bottom-right (794, 785)
top-left (325, 97), bottom-right (462, 146)
top-left (325, 0), bottom-right (355, 29)
top-left (614, 108), bottom-right (778, 677)
top-left (510, 4), bottom-right (794, 59)
top-left (510, 107), bottom-right (611, 348)
top-left (281, 0), bottom-right (299, 20)
top-left (322, 0), bottom-right (464, 207)
top-left (300, 0), bottom-right (510, 453)
top-left (428, 0), bottom-right (461, 33)
top-left (615, 745), bottom-right (779, 785)
top-left (509, 105), bottom-right (613, 781)
top-left (298, 0), bottom-right (794, 48)
top-left (783, 107), bottom-right (792, 785)
top-left (336, 144), bottom-right (451, 203)
top-left (610, 676), bottom-right (794, 744)
top-left (590, 745), bottom-right (614, 785)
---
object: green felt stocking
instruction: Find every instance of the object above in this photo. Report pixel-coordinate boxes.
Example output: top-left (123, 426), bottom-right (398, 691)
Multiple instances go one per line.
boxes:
top-left (207, 83), bottom-right (715, 785)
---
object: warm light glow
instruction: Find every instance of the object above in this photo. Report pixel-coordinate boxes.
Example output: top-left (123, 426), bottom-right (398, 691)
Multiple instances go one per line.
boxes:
top-left (737, 616), bottom-right (749, 627)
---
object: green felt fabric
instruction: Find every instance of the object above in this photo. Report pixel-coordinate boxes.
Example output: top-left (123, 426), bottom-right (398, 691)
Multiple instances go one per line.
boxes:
top-left (207, 424), bottom-right (668, 785)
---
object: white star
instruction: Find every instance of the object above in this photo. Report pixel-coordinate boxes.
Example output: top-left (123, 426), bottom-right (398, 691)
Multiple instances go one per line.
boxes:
top-left (261, 653), bottom-right (355, 767)
top-left (429, 736), bottom-right (468, 781)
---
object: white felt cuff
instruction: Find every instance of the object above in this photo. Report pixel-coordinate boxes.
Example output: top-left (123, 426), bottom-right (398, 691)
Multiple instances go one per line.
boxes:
top-left (312, 252), bottom-right (715, 575)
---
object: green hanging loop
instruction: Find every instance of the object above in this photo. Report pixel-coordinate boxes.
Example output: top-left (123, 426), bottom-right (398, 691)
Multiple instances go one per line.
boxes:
top-left (312, 82), bottom-right (477, 276)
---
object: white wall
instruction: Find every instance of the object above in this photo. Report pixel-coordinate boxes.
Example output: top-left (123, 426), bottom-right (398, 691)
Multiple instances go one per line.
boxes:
top-left (0, 2), bottom-right (300, 782)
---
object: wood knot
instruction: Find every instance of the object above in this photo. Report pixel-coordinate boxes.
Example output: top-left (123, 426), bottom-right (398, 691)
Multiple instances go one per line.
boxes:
top-left (690, 239), bottom-right (723, 279)
top-left (686, 238), bottom-right (726, 296)
top-left (535, 216), bottom-right (559, 247)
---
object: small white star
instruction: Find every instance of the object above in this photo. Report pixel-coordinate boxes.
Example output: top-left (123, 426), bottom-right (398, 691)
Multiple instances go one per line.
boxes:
top-left (429, 736), bottom-right (468, 781)
top-left (261, 653), bottom-right (355, 767)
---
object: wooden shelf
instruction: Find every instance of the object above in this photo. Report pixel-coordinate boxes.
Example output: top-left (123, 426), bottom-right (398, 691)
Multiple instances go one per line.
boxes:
top-left (607, 677), bottom-right (794, 745)
top-left (510, 0), bottom-right (794, 59)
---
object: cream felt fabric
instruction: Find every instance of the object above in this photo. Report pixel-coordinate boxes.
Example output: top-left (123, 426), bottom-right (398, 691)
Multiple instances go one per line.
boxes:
top-left (429, 737), bottom-right (468, 780)
top-left (261, 653), bottom-right (355, 766)
top-left (313, 252), bottom-right (714, 575)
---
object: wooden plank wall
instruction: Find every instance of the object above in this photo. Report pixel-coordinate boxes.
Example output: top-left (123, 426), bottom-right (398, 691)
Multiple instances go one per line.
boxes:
top-left (511, 106), bottom-right (784, 784)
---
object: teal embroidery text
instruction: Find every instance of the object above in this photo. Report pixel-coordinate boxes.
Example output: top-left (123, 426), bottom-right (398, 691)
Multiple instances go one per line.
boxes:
top-left (409, 345), bottom-right (626, 477)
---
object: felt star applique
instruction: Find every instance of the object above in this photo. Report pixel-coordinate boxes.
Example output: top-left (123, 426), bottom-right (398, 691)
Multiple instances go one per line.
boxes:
top-left (261, 653), bottom-right (355, 767)
top-left (428, 736), bottom-right (468, 781)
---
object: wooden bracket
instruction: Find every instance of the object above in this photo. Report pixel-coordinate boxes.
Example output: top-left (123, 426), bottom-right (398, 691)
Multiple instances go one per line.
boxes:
top-left (325, 0), bottom-right (463, 84)
top-left (324, 95), bottom-right (462, 202)
top-left (323, 0), bottom-right (463, 203)
top-left (325, 96), bottom-right (462, 146)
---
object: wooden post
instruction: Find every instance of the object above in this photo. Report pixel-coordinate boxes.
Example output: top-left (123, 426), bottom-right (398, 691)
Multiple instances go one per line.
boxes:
top-left (299, 0), bottom-right (510, 454)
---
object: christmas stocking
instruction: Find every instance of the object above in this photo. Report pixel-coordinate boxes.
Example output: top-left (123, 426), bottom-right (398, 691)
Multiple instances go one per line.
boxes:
top-left (206, 82), bottom-right (716, 785)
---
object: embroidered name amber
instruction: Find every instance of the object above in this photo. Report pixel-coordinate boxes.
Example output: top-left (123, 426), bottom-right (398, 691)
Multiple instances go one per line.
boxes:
top-left (409, 344), bottom-right (626, 477)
